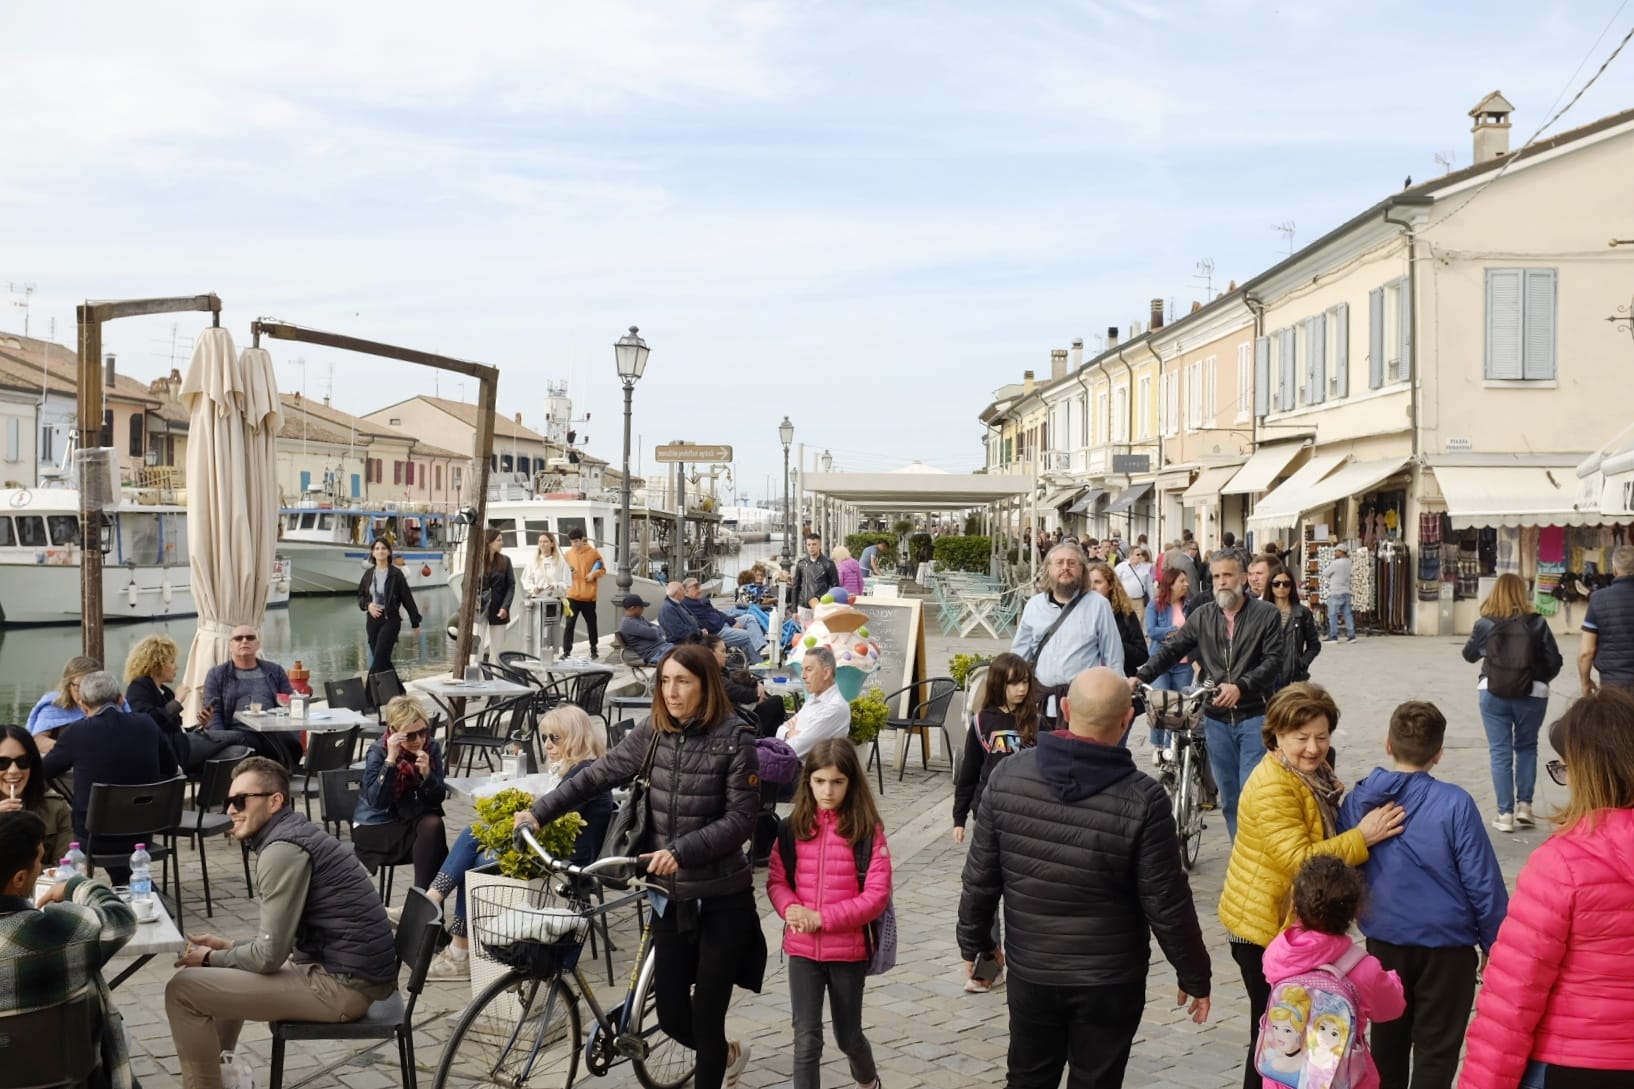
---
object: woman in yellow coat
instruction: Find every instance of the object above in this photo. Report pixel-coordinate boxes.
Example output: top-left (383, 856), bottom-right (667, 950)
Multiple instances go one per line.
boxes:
top-left (1217, 682), bottom-right (1406, 1089)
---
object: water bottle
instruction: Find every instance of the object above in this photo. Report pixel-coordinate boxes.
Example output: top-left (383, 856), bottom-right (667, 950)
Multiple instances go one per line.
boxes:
top-left (64, 842), bottom-right (89, 879)
top-left (129, 844), bottom-right (154, 906)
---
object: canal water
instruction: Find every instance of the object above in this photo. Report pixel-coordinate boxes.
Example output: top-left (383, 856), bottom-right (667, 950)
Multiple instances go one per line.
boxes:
top-left (0, 539), bottom-right (789, 725)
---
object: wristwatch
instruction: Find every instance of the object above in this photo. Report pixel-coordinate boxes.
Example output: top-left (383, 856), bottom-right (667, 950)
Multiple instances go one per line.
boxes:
top-left (202, 950), bottom-right (212, 967)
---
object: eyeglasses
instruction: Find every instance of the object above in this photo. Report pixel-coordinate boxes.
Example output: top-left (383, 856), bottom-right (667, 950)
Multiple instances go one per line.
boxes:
top-left (544, 733), bottom-right (564, 744)
top-left (231, 634), bottom-right (258, 642)
top-left (1271, 580), bottom-right (1294, 588)
top-left (223, 791), bottom-right (276, 813)
top-left (0, 755), bottom-right (31, 772)
top-left (1546, 759), bottom-right (1567, 786)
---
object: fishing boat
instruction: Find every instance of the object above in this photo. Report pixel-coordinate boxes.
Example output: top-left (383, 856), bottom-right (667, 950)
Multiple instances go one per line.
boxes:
top-left (278, 502), bottom-right (453, 594)
top-left (0, 487), bottom-right (292, 626)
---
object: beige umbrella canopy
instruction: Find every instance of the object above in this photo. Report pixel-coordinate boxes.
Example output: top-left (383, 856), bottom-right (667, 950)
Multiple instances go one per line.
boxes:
top-left (179, 327), bottom-right (284, 722)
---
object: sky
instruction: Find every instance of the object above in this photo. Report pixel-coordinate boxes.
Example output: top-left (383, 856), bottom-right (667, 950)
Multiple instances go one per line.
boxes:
top-left (4, 0), bottom-right (1633, 503)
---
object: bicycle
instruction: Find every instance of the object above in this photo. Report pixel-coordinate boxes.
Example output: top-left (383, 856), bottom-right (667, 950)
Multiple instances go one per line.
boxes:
top-left (431, 828), bottom-right (695, 1089)
top-left (1138, 681), bottom-right (1217, 871)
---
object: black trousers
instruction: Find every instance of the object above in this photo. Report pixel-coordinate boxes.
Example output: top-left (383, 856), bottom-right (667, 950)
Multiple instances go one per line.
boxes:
top-left (365, 615), bottom-right (401, 675)
top-left (1005, 974), bottom-right (1145, 1089)
top-left (562, 597), bottom-right (599, 655)
top-left (1231, 941), bottom-right (1271, 1089)
top-left (650, 890), bottom-right (763, 1089)
top-left (1366, 939), bottom-right (1477, 1089)
top-left (787, 956), bottom-right (875, 1089)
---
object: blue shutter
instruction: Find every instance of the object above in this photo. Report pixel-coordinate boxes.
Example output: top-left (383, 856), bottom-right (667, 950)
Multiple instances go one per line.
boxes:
top-left (1333, 303), bottom-right (1349, 398)
top-left (1254, 336), bottom-right (1270, 417)
top-left (1368, 287), bottom-right (1385, 388)
top-left (1523, 268), bottom-right (1558, 380)
top-left (351, 473), bottom-right (361, 498)
top-left (299, 470), bottom-right (311, 492)
top-left (1485, 269), bottom-right (1524, 380)
top-left (1398, 278), bottom-right (1413, 381)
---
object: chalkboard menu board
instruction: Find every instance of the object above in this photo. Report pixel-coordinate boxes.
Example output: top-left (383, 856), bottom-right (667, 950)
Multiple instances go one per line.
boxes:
top-left (853, 596), bottom-right (927, 716)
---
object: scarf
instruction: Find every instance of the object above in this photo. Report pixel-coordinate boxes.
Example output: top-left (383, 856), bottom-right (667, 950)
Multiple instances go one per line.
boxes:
top-left (1277, 752), bottom-right (1345, 837)
top-left (391, 751), bottom-right (422, 801)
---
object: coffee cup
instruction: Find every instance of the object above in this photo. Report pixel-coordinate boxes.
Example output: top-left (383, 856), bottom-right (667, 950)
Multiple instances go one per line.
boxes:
top-left (247, 701), bottom-right (264, 714)
top-left (132, 897), bottom-right (158, 923)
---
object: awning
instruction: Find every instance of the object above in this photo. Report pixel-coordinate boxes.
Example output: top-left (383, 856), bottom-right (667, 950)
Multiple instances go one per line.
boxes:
top-left (1433, 464), bottom-right (1600, 528)
top-left (1250, 455), bottom-right (1410, 533)
top-left (1065, 489), bottom-right (1106, 515)
top-left (1105, 482), bottom-right (1153, 514)
top-left (1244, 454), bottom-right (1349, 531)
top-left (1180, 464), bottom-right (1240, 507)
top-left (1222, 443), bottom-right (1305, 496)
top-left (1041, 484), bottom-right (1082, 510)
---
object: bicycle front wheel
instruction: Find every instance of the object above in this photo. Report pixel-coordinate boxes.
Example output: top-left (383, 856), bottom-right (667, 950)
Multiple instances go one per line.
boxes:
top-left (433, 971), bottom-right (581, 1089)
top-left (1175, 747), bottom-right (1204, 871)
top-left (629, 948), bottom-right (698, 1089)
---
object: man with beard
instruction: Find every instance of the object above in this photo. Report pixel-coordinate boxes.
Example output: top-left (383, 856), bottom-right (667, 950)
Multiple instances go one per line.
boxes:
top-left (1134, 551), bottom-right (1284, 839)
top-left (1012, 542), bottom-right (1124, 730)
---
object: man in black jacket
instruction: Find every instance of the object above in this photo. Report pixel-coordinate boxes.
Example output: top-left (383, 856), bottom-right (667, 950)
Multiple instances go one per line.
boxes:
top-left (1134, 550), bottom-right (1285, 841)
top-left (958, 667), bottom-right (1210, 1089)
top-left (788, 533), bottom-right (839, 607)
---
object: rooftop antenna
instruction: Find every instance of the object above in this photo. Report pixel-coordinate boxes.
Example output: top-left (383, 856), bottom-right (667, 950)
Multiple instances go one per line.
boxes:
top-left (1434, 150), bottom-right (1455, 175)
top-left (1193, 258), bottom-right (1215, 301)
top-left (1272, 221), bottom-right (1296, 256)
top-left (8, 282), bottom-right (34, 338)
top-left (153, 322), bottom-right (193, 368)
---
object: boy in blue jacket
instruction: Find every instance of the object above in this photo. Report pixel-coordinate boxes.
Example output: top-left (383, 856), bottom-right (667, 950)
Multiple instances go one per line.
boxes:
top-left (1339, 700), bottom-right (1508, 1089)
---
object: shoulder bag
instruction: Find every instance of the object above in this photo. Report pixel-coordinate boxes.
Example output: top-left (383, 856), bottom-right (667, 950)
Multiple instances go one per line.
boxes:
top-left (1024, 590), bottom-right (1086, 667)
top-left (599, 726), bottom-right (663, 859)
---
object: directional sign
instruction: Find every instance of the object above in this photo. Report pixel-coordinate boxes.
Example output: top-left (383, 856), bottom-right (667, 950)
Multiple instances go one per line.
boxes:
top-left (653, 443), bottom-right (733, 463)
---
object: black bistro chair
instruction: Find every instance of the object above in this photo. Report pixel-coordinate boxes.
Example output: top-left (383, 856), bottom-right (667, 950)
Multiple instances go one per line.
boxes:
top-left (881, 677), bottom-right (960, 782)
top-left (290, 728), bottom-right (361, 820)
top-left (86, 776), bottom-right (188, 930)
top-left (169, 746), bottom-right (256, 915)
top-left (0, 992), bottom-right (100, 1089)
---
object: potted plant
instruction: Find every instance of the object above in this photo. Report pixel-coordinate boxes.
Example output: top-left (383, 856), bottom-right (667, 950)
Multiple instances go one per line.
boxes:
top-left (949, 653), bottom-right (994, 691)
top-left (848, 685), bottom-right (889, 770)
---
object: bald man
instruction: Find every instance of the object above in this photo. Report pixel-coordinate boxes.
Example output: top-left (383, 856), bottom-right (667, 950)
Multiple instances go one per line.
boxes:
top-left (957, 666), bottom-right (1211, 1088)
top-left (657, 581), bottom-right (701, 644)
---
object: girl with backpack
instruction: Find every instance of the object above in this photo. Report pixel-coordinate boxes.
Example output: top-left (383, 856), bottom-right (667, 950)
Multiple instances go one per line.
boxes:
top-left (767, 738), bottom-right (891, 1089)
top-left (1461, 572), bottom-right (1563, 832)
top-left (1258, 856), bottom-right (1404, 1089)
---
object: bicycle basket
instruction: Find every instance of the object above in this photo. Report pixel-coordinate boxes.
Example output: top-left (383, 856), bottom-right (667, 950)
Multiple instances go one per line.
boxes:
top-left (1145, 688), bottom-right (1198, 731)
top-left (469, 882), bottom-right (590, 977)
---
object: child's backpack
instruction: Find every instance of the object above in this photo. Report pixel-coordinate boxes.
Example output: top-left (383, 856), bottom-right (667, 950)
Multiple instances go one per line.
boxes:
top-left (1483, 616), bottom-right (1535, 698)
top-left (1256, 944), bottom-right (1370, 1089)
top-left (775, 820), bottom-right (897, 975)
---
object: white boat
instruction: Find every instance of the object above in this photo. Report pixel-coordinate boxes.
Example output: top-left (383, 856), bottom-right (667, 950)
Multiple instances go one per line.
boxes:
top-left (0, 487), bottom-right (292, 626)
top-left (279, 503), bottom-right (453, 595)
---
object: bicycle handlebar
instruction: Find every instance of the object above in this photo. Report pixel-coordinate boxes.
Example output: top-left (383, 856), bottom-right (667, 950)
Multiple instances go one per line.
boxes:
top-left (1134, 679), bottom-right (1217, 702)
top-left (514, 825), bottom-right (651, 888)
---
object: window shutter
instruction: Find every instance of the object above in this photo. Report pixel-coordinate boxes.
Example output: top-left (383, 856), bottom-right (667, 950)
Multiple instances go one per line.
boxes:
top-left (1280, 327), bottom-right (1296, 410)
top-left (1398, 279), bottom-right (1413, 381)
top-left (1333, 303), bottom-right (1349, 398)
top-left (1368, 287), bottom-right (1385, 388)
top-left (4, 418), bottom-right (17, 461)
top-left (1254, 336), bottom-right (1270, 417)
top-left (1523, 268), bottom-right (1558, 380)
top-left (1485, 269), bottom-right (1524, 380)
top-left (1206, 356), bottom-right (1217, 424)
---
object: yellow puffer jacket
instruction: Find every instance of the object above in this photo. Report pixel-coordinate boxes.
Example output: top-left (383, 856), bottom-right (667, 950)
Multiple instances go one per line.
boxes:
top-left (1217, 752), bottom-right (1369, 947)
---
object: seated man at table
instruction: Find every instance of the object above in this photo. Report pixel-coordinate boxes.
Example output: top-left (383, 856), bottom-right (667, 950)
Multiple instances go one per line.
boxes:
top-left (776, 647), bottom-right (851, 758)
top-left (167, 756), bottom-right (398, 1089)
top-left (658, 581), bottom-right (702, 644)
top-left (0, 811), bottom-right (138, 1078)
top-left (201, 626), bottom-right (301, 767)
top-left (617, 593), bottom-right (673, 664)
top-left (681, 577), bottom-right (766, 658)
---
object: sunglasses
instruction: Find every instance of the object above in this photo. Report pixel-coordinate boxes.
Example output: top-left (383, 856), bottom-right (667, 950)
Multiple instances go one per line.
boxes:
top-left (397, 728), bottom-right (429, 741)
top-left (231, 634), bottom-right (258, 642)
top-left (1271, 580), bottom-right (1294, 588)
top-left (0, 755), bottom-right (31, 772)
top-left (1546, 759), bottom-right (1567, 787)
top-left (543, 733), bottom-right (564, 744)
top-left (223, 791), bottom-right (276, 813)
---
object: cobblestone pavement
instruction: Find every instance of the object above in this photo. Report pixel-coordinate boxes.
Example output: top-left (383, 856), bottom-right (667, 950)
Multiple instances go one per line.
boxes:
top-left (110, 628), bottom-right (1576, 1088)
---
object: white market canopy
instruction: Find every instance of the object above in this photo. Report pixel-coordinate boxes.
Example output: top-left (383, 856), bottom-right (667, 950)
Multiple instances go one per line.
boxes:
top-left (1429, 457), bottom-right (1594, 528)
top-left (801, 469), bottom-right (1033, 512)
top-left (1577, 423), bottom-right (1634, 518)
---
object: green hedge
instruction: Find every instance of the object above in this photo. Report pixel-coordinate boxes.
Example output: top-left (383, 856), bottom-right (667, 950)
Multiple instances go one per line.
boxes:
top-left (933, 535), bottom-right (992, 573)
top-left (908, 532), bottom-right (934, 564)
top-left (844, 531), bottom-right (897, 559)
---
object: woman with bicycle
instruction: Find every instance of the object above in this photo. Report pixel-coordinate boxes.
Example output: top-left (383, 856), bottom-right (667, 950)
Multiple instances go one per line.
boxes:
top-left (516, 643), bottom-right (765, 1089)
top-left (1143, 566), bottom-right (1195, 759)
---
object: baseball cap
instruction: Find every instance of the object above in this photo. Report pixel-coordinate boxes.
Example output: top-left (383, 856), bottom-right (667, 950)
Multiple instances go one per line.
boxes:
top-left (620, 593), bottom-right (649, 608)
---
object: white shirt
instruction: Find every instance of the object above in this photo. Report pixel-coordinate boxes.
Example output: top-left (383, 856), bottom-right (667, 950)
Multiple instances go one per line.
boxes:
top-left (777, 684), bottom-right (851, 757)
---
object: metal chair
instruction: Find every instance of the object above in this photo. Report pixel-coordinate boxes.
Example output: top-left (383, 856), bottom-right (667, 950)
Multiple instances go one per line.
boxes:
top-left (267, 887), bottom-right (442, 1089)
top-left (446, 678), bottom-right (531, 775)
top-left (318, 767), bottom-right (363, 841)
top-left (881, 677), bottom-right (960, 780)
top-left (0, 991), bottom-right (100, 1089)
top-left (606, 718), bottom-right (637, 749)
top-left (325, 677), bottom-right (381, 757)
top-left (169, 747), bottom-right (255, 915)
top-left (290, 728), bottom-right (361, 820)
top-left (367, 669), bottom-right (407, 712)
top-left (86, 776), bottom-right (187, 931)
top-left (608, 635), bottom-right (655, 693)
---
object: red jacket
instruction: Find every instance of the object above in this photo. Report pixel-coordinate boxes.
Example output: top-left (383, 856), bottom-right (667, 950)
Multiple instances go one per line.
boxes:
top-left (1459, 807), bottom-right (1634, 1089)
top-left (766, 810), bottom-right (891, 963)
top-left (1260, 925), bottom-right (1404, 1089)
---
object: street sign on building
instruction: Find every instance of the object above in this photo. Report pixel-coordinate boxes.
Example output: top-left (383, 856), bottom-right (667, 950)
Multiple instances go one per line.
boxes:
top-left (1112, 454), bottom-right (1151, 474)
top-left (653, 443), bottom-right (733, 463)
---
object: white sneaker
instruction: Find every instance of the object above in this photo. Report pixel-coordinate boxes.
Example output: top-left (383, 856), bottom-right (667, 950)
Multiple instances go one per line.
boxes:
top-left (425, 948), bottom-right (470, 981)
top-left (385, 905), bottom-right (403, 926)
top-left (725, 1039), bottom-right (751, 1087)
top-left (1492, 811), bottom-right (1515, 833)
top-left (1515, 802), bottom-right (1535, 827)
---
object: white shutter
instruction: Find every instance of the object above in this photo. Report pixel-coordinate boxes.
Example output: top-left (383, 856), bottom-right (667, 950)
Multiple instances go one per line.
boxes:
top-left (1205, 356), bottom-right (1217, 424)
top-left (1485, 269), bottom-right (1525, 380)
top-left (1523, 268), bottom-right (1558, 380)
top-left (4, 418), bottom-right (17, 461)
top-left (1280, 327), bottom-right (1297, 410)
top-left (1369, 287), bottom-right (1385, 388)
top-left (1254, 336), bottom-right (1270, 417)
top-left (1332, 303), bottom-right (1349, 398)
top-left (1166, 372), bottom-right (1180, 436)
top-left (1237, 343), bottom-right (1252, 421)
top-left (1398, 278), bottom-right (1413, 380)
top-left (1309, 313), bottom-right (1326, 405)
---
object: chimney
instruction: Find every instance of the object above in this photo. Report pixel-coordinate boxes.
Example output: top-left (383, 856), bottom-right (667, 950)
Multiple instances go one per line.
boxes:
top-left (1023, 369), bottom-right (1035, 395)
top-left (1070, 338), bottom-right (1084, 370)
top-left (104, 353), bottom-right (116, 388)
top-left (1106, 325), bottom-right (1119, 349)
top-left (1470, 91), bottom-right (1514, 162)
top-left (1150, 298), bottom-right (1165, 331)
top-left (1050, 348), bottom-right (1068, 381)
top-left (322, 393), bottom-right (331, 406)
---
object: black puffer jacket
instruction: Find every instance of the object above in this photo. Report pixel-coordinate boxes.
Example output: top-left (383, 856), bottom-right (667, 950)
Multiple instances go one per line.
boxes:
top-left (1137, 596), bottom-right (1285, 723)
top-left (529, 713), bottom-right (759, 900)
top-left (956, 730), bottom-right (1210, 996)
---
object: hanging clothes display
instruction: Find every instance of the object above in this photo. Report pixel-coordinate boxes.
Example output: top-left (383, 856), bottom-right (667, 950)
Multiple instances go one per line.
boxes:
top-left (1534, 562), bottom-right (1564, 617)
top-left (1352, 547), bottom-right (1376, 614)
top-left (1496, 527), bottom-right (1521, 575)
top-left (1519, 526), bottom-right (1539, 581)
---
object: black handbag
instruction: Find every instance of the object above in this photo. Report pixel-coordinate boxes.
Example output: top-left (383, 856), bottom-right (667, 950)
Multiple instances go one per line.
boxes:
top-left (600, 726), bottom-right (662, 860)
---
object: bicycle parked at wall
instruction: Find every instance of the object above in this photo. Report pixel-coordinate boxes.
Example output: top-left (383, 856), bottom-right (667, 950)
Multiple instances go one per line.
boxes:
top-left (432, 827), bottom-right (694, 1089)
top-left (1138, 681), bottom-right (1218, 871)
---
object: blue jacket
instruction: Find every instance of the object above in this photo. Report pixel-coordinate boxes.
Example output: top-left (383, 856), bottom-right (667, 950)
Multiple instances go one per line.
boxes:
top-left (682, 595), bottom-right (732, 632)
top-left (1339, 767), bottom-right (1508, 950)
top-left (354, 737), bottom-right (447, 826)
top-left (658, 597), bottom-right (700, 642)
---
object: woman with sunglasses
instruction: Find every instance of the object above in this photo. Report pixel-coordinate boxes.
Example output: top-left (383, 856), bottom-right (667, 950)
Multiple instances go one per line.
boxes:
top-left (423, 704), bottom-right (612, 980)
top-left (352, 696), bottom-right (448, 906)
top-left (1460, 687), bottom-right (1634, 1089)
top-left (0, 724), bottom-right (72, 863)
top-left (1266, 565), bottom-right (1322, 690)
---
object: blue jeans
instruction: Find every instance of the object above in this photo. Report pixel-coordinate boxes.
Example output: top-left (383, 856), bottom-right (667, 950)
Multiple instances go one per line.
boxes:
top-left (1148, 664), bottom-right (1194, 747)
top-left (1328, 593), bottom-right (1355, 639)
top-left (437, 825), bottom-right (498, 930)
top-left (1478, 690), bottom-right (1546, 814)
top-left (1204, 714), bottom-right (1266, 841)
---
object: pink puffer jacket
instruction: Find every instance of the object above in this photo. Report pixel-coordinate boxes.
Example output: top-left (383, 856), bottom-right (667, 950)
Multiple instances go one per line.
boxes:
top-left (1459, 807), bottom-right (1634, 1089)
top-left (766, 809), bottom-right (892, 963)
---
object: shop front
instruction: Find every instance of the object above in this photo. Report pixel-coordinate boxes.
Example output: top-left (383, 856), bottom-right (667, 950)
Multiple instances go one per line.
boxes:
top-left (1178, 462), bottom-right (1243, 551)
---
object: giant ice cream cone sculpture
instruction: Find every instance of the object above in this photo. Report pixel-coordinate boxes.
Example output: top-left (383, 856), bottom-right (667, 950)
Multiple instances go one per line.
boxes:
top-left (787, 589), bottom-right (882, 700)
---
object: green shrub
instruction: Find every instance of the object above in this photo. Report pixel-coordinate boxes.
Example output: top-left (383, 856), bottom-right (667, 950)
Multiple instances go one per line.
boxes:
top-left (908, 532), bottom-right (934, 564)
top-left (471, 787), bottom-right (587, 881)
top-left (843, 531), bottom-right (896, 560)
top-left (949, 652), bottom-right (994, 690)
top-left (933, 535), bottom-right (991, 573)
top-left (849, 686), bottom-right (889, 745)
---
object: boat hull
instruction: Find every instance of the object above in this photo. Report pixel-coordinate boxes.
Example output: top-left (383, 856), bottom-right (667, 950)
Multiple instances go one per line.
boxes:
top-left (281, 543), bottom-right (450, 596)
top-left (0, 556), bottom-right (292, 626)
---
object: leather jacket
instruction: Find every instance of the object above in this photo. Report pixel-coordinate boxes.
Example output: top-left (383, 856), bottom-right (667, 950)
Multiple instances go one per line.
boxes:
top-left (1137, 597), bottom-right (1285, 723)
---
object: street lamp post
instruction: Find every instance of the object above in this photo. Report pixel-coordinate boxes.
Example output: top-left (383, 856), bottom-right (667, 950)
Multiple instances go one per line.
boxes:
top-left (614, 326), bottom-right (650, 595)
top-left (779, 417), bottom-right (794, 563)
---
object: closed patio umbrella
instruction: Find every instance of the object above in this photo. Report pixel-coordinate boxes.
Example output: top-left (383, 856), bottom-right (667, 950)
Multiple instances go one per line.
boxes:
top-left (179, 327), bottom-right (284, 722)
